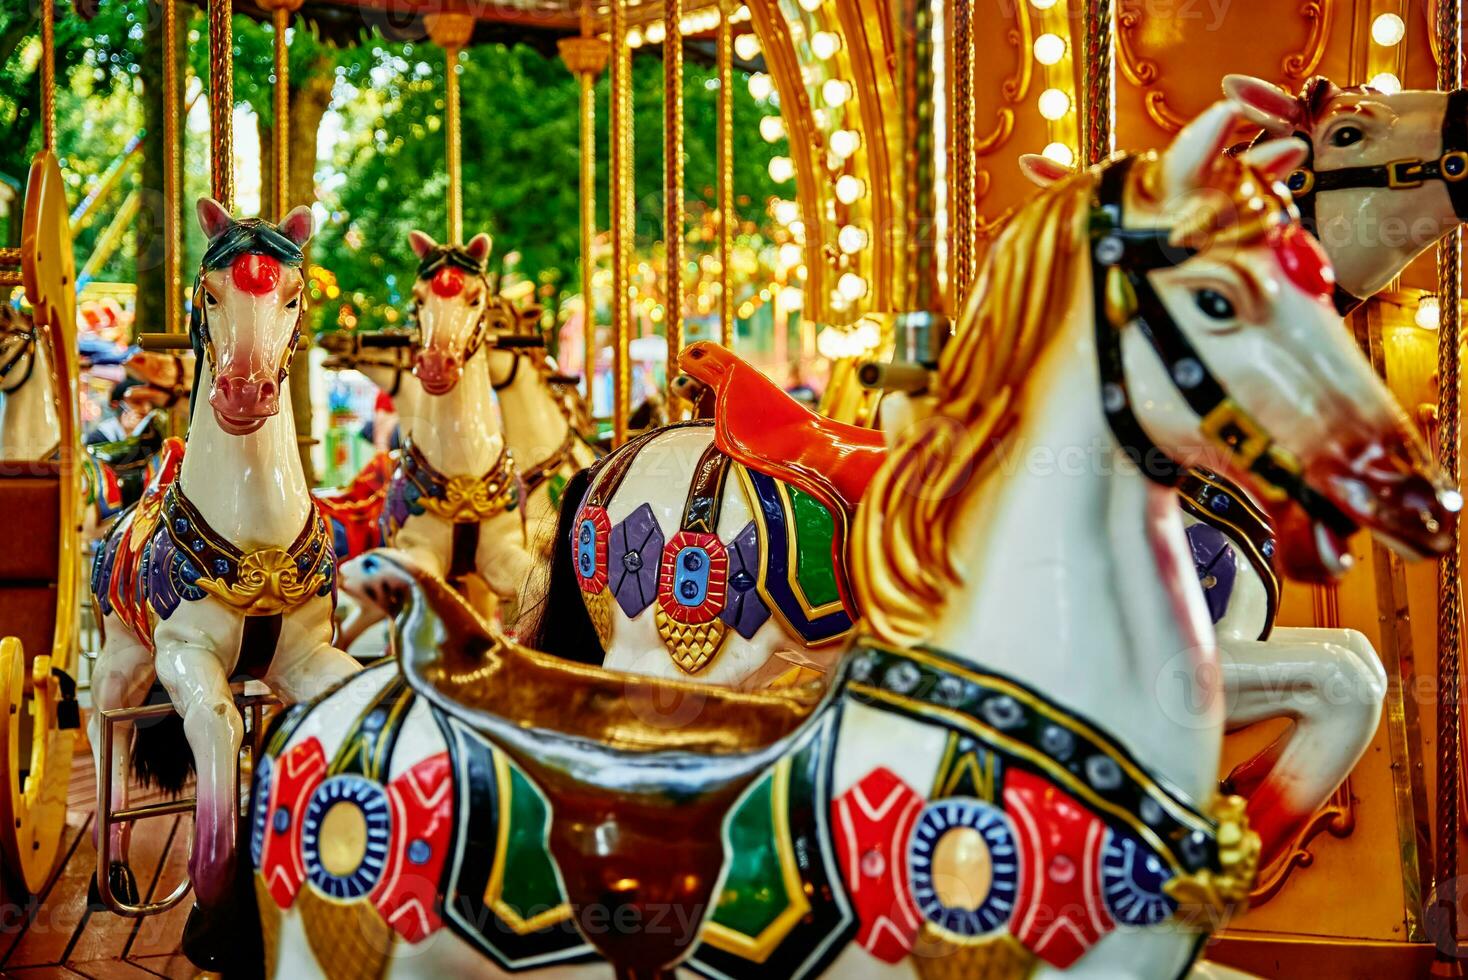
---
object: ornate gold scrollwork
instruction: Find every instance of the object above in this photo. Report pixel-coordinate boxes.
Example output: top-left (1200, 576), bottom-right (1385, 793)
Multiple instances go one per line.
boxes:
top-left (1247, 781), bottom-right (1355, 906)
top-left (1164, 794), bottom-right (1262, 921)
top-left (418, 472), bottom-right (518, 524)
top-left (196, 547), bottom-right (321, 617)
top-left (1281, 0), bottom-right (1333, 80)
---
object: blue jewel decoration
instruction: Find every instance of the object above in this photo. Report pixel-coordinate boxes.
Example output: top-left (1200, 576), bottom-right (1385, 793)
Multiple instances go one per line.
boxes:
top-left (1101, 830), bottom-right (1176, 926)
top-left (407, 839), bottom-right (432, 865)
top-left (1209, 493), bottom-right (1230, 514)
top-left (908, 799), bottom-right (1018, 939)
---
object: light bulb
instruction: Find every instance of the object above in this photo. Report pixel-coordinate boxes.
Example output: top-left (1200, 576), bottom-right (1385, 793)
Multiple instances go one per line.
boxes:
top-left (1038, 88), bottom-right (1071, 120)
top-left (798, 0), bottom-right (822, 11)
top-left (627, 28), bottom-right (644, 48)
top-left (748, 72), bottom-right (774, 100)
top-left (811, 31), bottom-right (842, 60)
top-left (1042, 142), bottom-right (1075, 166)
top-left (1417, 296), bottom-right (1441, 330)
top-left (645, 22), bottom-right (665, 44)
top-left (838, 224), bottom-right (869, 253)
top-left (1029, 0), bottom-right (1058, 8)
top-left (835, 174), bottom-right (866, 204)
top-left (779, 242), bottom-right (803, 268)
top-left (733, 33), bottom-right (760, 61)
top-left (837, 273), bottom-right (869, 301)
top-left (1368, 72), bottom-right (1402, 95)
top-left (760, 115), bottom-right (786, 142)
top-left (1371, 13), bottom-right (1405, 46)
top-left (768, 156), bottom-right (795, 182)
top-left (1033, 33), bottom-right (1066, 66)
top-left (772, 199), bottom-right (799, 225)
top-left (829, 129), bottom-right (861, 158)
top-left (822, 78), bottom-right (853, 107)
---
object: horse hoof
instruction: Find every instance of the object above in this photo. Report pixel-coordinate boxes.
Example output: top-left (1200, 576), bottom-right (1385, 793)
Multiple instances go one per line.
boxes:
top-left (87, 861), bottom-right (139, 911)
top-left (182, 901), bottom-right (232, 971)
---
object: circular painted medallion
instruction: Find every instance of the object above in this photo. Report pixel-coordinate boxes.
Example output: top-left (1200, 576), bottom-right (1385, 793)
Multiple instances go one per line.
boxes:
top-left (301, 774), bottom-right (392, 900)
top-left (1100, 829), bottom-right (1176, 927)
top-left (907, 798), bottom-right (1019, 941)
top-left (248, 753), bottom-right (274, 866)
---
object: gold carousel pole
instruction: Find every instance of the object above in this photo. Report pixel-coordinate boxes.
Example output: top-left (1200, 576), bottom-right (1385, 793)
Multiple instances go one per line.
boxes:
top-left (1082, 0), bottom-right (1113, 165)
top-left (162, 0), bottom-right (182, 339)
top-left (260, 0), bottom-right (302, 220)
top-left (663, 0), bottom-right (684, 409)
top-left (40, 0), bottom-right (55, 154)
top-left (609, 0), bottom-right (632, 446)
top-left (557, 10), bottom-right (608, 412)
top-left (208, 0), bottom-right (234, 209)
top-left (426, 12), bottom-right (475, 243)
top-left (948, 0), bottom-right (974, 303)
top-left (717, 2), bottom-right (733, 349)
top-left (1433, 0), bottom-right (1464, 963)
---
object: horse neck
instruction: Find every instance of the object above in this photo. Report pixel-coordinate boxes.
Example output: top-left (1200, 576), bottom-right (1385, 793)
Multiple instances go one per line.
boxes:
top-left (0, 341), bottom-right (58, 460)
top-left (925, 311), bottom-right (1223, 804)
top-left (496, 356), bottom-right (570, 468)
top-left (406, 348), bottom-right (503, 475)
top-left (180, 360), bottom-right (311, 549)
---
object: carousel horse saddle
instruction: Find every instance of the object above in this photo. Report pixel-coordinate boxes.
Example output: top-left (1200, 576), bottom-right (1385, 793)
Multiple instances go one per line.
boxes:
top-left (84, 410), bottom-right (169, 519)
top-left (678, 342), bottom-right (887, 518)
top-left (312, 451), bottom-right (395, 560)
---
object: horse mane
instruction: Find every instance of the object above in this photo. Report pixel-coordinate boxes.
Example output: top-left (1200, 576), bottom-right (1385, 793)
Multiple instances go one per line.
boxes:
top-left (850, 165), bottom-right (1097, 646)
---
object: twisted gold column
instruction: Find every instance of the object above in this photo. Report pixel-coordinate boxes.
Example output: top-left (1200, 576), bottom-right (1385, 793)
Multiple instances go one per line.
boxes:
top-left (559, 26), bottom-right (609, 413)
top-left (717, 2), bottom-right (734, 349)
top-left (609, 0), bottom-right (632, 446)
top-left (1082, 0), bottom-right (1113, 165)
top-left (426, 12), bottom-right (475, 243)
top-left (40, 0), bottom-right (55, 153)
top-left (949, 0), bottom-right (974, 304)
top-left (663, 0), bottom-right (684, 407)
top-left (162, 0), bottom-right (182, 336)
top-left (1433, 0), bottom-right (1463, 960)
top-left (208, 0), bottom-right (234, 209)
top-left (260, 1), bottom-right (301, 220)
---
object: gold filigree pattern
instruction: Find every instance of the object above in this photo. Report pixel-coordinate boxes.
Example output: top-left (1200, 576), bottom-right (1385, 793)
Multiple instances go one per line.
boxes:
top-left (911, 927), bottom-right (1036, 980)
top-left (1281, 0), bottom-right (1333, 79)
top-left (584, 587), bottom-right (615, 648)
top-left (418, 471), bottom-right (518, 524)
top-left (296, 887), bottom-right (394, 980)
top-left (654, 607), bottom-right (729, 674)
top-left (1164, 794), bottom-right (1261, 921)
top-left (196, 547), bottom-right (322, 617)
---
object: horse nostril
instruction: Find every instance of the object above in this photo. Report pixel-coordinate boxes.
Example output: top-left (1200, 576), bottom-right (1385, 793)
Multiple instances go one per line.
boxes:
top-left (217, 377), bottom-right (233, 398)
top-left (260, 380), bottom-right (276, 400)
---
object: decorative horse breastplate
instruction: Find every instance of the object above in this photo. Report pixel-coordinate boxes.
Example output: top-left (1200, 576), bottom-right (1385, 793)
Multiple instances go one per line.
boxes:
top-left (383, 439), bottom-right (518, 529)
top-left (93, 443), bottom-right (336, 666)
top-left (1178, 468), bottom-right (1279, 638)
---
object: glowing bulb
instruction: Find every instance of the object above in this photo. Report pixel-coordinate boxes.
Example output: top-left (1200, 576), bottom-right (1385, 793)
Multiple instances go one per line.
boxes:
top-left (748, 72), bottom-right (774, 100)
top-left (1038, 88), bottom-right (1071, 120)
top-left (811, 31), bottom-right (842, 60)
top-left (768, 156), bottom-right (795, 182)
top-left (799, 0), bottom-right (822, 10)
top-left (780, 286), bottom-right (804, 309)
top-left (733, 33), bottom-right (760, 61)
top-left (1417, 295), bottom-right (1441, 330)
top-left (829, 129), bottom-right (861, 158)
top-left (788, 221), bottom-right (805, 240)
top-left (1368, 72), bottom-right (1402, 95)
top-left (835, 174), bottom-right (866, 204)
top-left (627, 28), bottom-right (644, 48)
top-left (645, 22), bottom-right (666, 44)
top-left (760, 115), bottom-right (786, 142)
top-left (1029, 0), bottom-right (1058, 8)
top-left (838, 224), bottom-right (869, 253)
top-left (1033, 33), bottom-right (1066, 66)
top-left (822, 78), bottom-right (853, 107)
top-left (1371, 12), bottom-right (1405, 46)
top-left (817, 326), bottom-right (844, 359)
top-left (1042, 142), bottom-right (1075, 166)
top-left (772, 199), bottom-right (800, 225)
top-left (779, 242), bottom-right (803, 268)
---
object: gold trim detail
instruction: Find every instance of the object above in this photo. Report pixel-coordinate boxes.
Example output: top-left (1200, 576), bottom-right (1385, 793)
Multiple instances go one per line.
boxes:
top-left (296, 885), bottom-right (395, 980)
top-left (655, 607), bottom-right (730, 674)
top-left (584, 586), bottom-right (614, 648)
top-left (1247, 780), bottom-right (1354, 906)
top-left (1164, 793), bottom-right (1260, 921)
top-left (485, 752), bottom-right (576, 934)
top-left (195, 546), bottom-right (321, 617)
top-left (701, 758), bottom-right (812, 962)
top-left (912, 926), bottom-right (1036, 980)
top-left (1280, 0), bottom-right (1333, 79)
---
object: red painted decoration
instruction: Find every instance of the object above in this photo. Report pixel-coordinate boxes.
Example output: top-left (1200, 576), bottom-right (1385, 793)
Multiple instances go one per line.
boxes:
top-left (1269, 223), bottom-right (1334, 302)
top-left (831, 767), bottom-right (924, 964)
top-left (574, 505), bottom-right (611, 594)
top-left (258, 737), bottom-right (329, 910)
top-left (231, 253), bottom-right (281, 295)
top-left (373, 752), bottom-right (455, 942)
top-left (431, 265), bottom-right (465, 298)
top-left (656, 530), bottom-right (728, 624)
top-left (1002, 769), bottom-right (1113, 968)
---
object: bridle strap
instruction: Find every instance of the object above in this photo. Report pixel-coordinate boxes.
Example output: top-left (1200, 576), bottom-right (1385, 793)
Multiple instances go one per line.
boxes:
top-left (0, 326), bottom-right (37, 394)
top-left (490, 347), bottom-right (521, 391)
top-left (1090, 156), bottom-right (1359, 542)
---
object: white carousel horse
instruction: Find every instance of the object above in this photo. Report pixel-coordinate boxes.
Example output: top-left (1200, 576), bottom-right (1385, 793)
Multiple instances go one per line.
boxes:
top-left (88, 198), bottom-right (360, 961)
top-left (341, 231), bottom-right (537, 633)
top-left (247, 104), bottom-right (1456, 979)
top-left (0, 304), bottom-right (60, 461)
top-left (1021, 70), bottom-right (1468, 863)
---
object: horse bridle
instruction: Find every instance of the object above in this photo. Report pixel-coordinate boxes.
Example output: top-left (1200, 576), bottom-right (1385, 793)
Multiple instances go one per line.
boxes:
top-left (1280, 87), bottom-right (1468, 314)
top-left (412, 247), bottom-right (494, 368)
top-left (0, 320), bottom-right (37, 394)
top-left (1089, 155), bottom-right (1359, 544)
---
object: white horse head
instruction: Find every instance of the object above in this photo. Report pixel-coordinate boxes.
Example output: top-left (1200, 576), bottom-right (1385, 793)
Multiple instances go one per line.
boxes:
top-left (194, 197), bottom-right (313, 435)
top-left (408, 229), bottom-right (492, 395)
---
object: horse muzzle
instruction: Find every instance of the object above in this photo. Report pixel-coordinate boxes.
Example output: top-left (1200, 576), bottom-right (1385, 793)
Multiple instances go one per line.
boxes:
top-left (209, 371), bottom-right (280, 435)
top-left (414, 348), bottom-right (462, 395)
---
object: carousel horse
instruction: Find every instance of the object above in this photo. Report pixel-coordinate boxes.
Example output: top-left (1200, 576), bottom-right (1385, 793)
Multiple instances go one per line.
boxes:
top-left (1018, 71), bottom-right (1468, 858)
top-left (89, 198), bottom-right (360, 961)
top-left (247, 104), bottom-right (1456, 979)
top-left (0, 304), bottom-right (60, 461)
top-left (483, 298), bottom-right (599, 554)
top-left (345, 230), bottom-right (537, 628)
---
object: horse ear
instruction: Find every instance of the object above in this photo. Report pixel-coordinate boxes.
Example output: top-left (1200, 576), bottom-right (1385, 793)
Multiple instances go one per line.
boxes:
top-left (1019, 153), bottom-right (1073, 187)
top-left (1240, 137), bottom-right (1309, 184)
top-left (1222, 74), bottom-right (1303, 135)
top-left (279, 206), bottom-right (315, 248)
top-left (196, 197), bottom-right (234, 241)
top-left (409, 230), bottom-right (437, 259)
top-left (1161, 101), bottom-right (1244, 198)
top-left (466, 233), bottom-right (493, 263)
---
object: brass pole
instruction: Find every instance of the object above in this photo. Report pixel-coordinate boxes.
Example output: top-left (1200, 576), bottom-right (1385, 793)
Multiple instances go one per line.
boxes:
top-left (1082, 0), bottom-right (1114, 165)
top-left (426, 12), bottom-right (475, 243)
top-left (663, 0), bottom-right (684, 406)
top-left (270, 5), bottom-right (290, 220)
top-left (610, 0), bottom-right (632, 446)
top-left (558, 25), bottom-right (608, 412)
top-left (1433, 0), bottom-right (1464, 960)
top-left (717, 2), bottom-right (734, 349)
top-left (208, 0), bottom-right (234, 209)
top-left (162, 0), bottom-right (182, 335)
top-left (40, 0), bottom-right (55, 153)
top-left (899, 0), bottom-right (938, 330)
top-left (949, 0), bottom-right (974, 303)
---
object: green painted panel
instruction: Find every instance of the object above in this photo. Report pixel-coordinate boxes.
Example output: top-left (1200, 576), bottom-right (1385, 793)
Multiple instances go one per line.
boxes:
top-left (787, 485), bottom-right (841, 609)
top-left (710, 770), bottom-right (790, 937)
top-left (500, 758), bottom-right (567, 914)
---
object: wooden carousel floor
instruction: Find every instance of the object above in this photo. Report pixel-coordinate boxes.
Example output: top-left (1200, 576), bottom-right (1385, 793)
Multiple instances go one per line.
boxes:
top-left (0, 747), bottom-right (203, 980)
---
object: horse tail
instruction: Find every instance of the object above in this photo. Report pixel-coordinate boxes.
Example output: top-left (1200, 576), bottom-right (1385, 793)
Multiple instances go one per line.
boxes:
top-left (519, 463), bottom-right (604, 664)
top-left (131, 684), bottom-right (195, 796)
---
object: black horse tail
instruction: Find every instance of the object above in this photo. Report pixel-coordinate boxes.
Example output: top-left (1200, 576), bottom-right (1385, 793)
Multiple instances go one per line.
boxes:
top-left (131, 684), bottom-right (195, 796)
top-left (519, 464), bottom-right (605, 665)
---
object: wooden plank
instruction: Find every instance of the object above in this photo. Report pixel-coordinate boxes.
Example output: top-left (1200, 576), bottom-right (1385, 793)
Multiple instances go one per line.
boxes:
top-left (120, 816), bottom-right (190, 960)
top-left (0, 813), bottom-right (92, 968)
top-left (6, 965), bottom-right (94, 978)
top-left (127, 953), bottom-right (215, 980)
top-left (67, 959), bottom-right (160, 980)
top-left (66, 816), bottom-right (180, 964)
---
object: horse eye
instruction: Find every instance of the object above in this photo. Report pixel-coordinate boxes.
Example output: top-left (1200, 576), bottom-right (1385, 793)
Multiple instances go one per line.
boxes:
top-left (1330, 125), bottom-right (1363, 147)
top-left (205, 292), bottom-right (219, 306)
top-left (1194, 288), bottom-right (1235, 321)
top-left (285, 297), bottom-right (300, 309)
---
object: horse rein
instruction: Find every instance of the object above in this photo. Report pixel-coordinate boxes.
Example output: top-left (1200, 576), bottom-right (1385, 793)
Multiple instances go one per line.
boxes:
top-left (0, 321), bottom-right (37, 394)
top-left (1279, 87), bottom-right (1468, 314)
top-left (1089, 155), bottom-right (1360, 544)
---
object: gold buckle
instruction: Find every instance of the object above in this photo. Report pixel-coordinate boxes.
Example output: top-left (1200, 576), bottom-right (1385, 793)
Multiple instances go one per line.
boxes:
top-left (1200, 400), bottom-right (1272, 469)
top-left (1387, 158), bottom-right (1427, 188)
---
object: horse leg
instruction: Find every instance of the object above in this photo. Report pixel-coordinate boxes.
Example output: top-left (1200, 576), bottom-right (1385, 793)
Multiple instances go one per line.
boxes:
top-left (152, 637), bottom-right (243, 907)
top-left (1219, 627), bottom-right (1386, 863)
top-left (476, 510), bottom-right (535, 627)
top-left (88, 618), bottom-right (153, 904)
top-left (269, 597), bottom-right (361, 704)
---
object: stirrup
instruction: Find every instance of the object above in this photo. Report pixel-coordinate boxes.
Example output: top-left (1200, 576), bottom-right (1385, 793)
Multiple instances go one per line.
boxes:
top-left (94, 685), bottom-right (279, 917)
